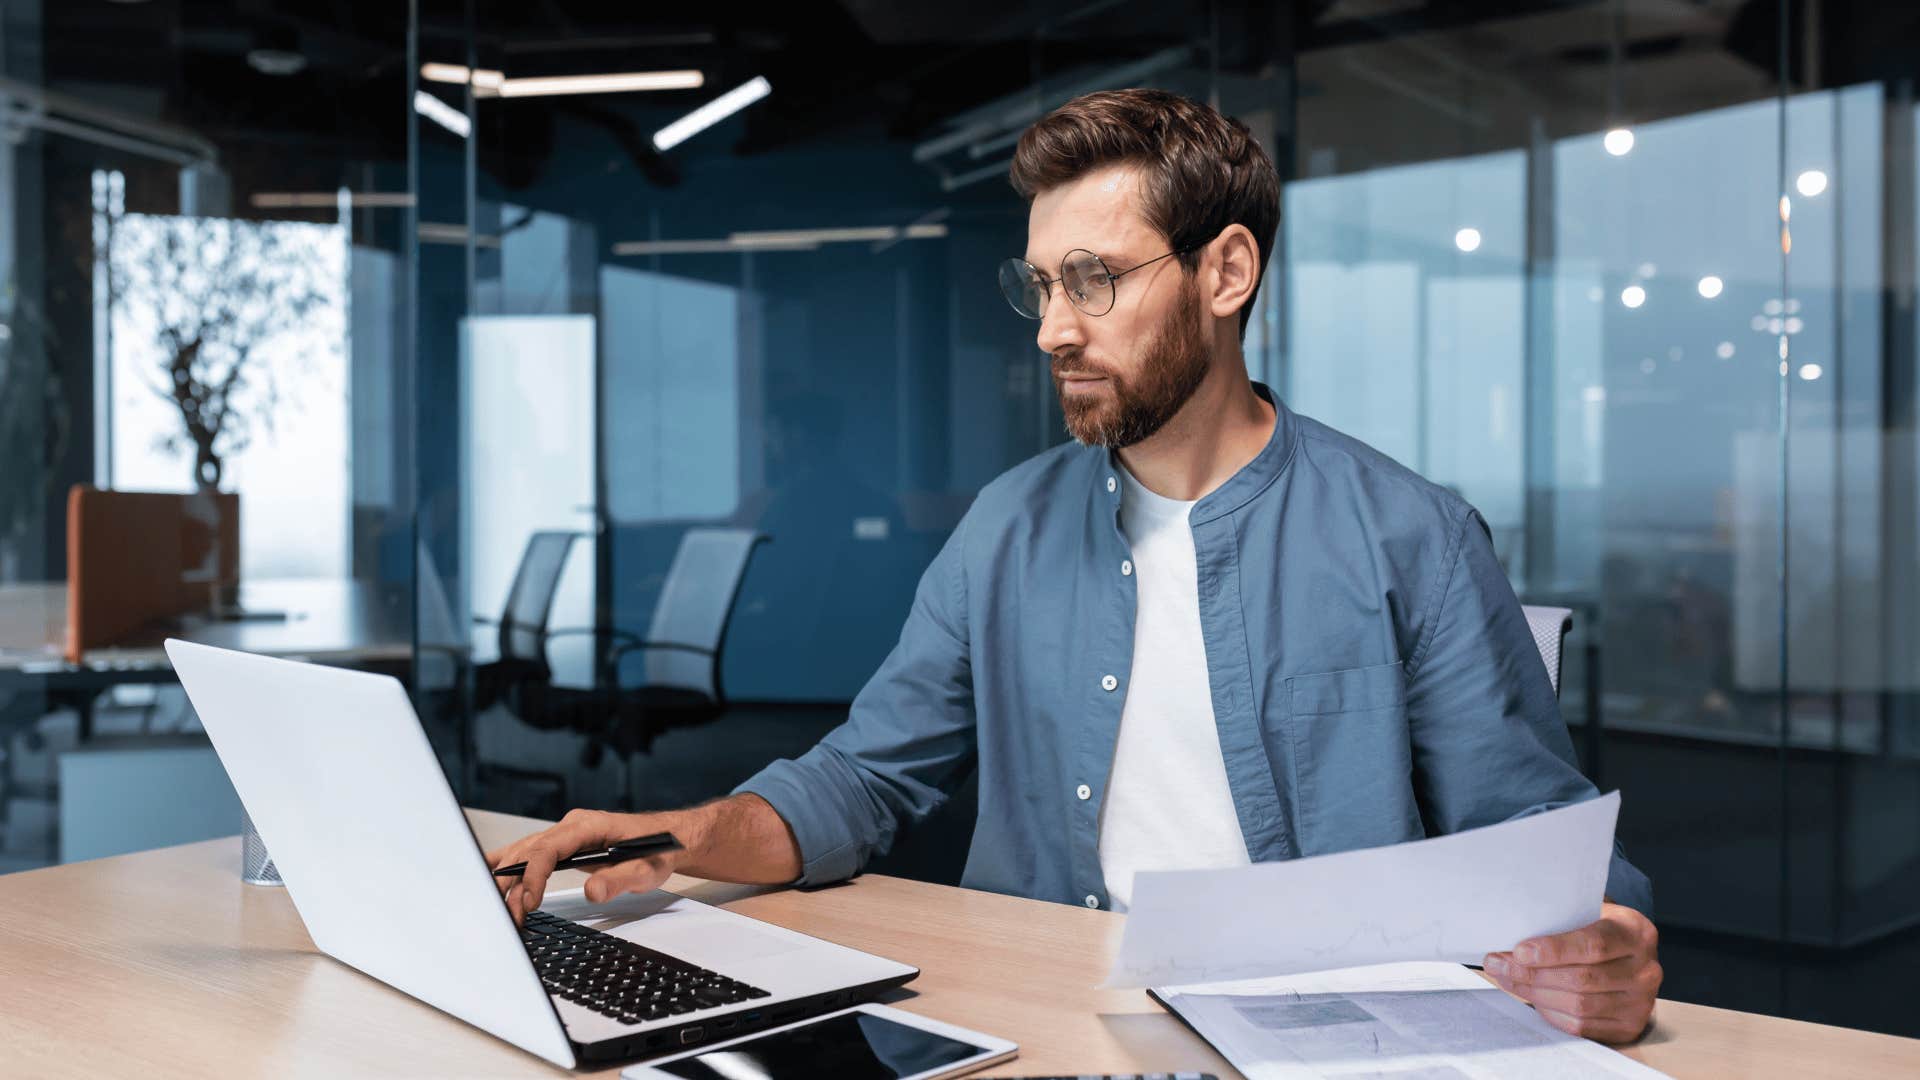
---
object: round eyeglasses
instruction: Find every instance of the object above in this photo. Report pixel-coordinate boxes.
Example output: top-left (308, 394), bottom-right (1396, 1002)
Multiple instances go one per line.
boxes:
top-left (997, 245), bottom-right (1195, 320)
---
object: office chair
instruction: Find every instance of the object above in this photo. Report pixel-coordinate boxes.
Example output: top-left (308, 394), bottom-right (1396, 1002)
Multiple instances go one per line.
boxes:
top-left (470, 530), bottom-right (585, 717)
top-left (567, 528), bottom-right (766, 803)
top-left (1521, 604), bottom-right (1574, 700)
top-left (468, 531), bottom-right (589, 815)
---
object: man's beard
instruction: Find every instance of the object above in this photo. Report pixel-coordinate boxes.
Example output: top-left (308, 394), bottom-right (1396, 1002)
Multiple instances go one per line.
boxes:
top-left (1052, 279), bottom-right (1210, 449)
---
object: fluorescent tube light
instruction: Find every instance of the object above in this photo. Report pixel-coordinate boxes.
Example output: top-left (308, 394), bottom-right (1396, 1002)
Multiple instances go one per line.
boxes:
top-left (421, 63), bottom-right (504, 91)
top-left (612, 223), bottom-right (948, 256)
top-left (611, 239), bottom-right (820, 256)
top-left (653, 76), bottom-right (771, 151)
top-left (414, 90), bottom-right (470, 138)
top-left (418, 222), bottom-right (500, 248)
top-left (252, 191), bottom-right (416, 209)
top-left (731, 227), bottom-right (897, 246)
top-left (499, 70), bottom-right (703, 97)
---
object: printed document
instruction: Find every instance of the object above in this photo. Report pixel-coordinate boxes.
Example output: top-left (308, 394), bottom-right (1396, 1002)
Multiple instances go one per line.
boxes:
top-left (1105, 793), bottom-right (1620, 988)
top-left (1153, 961), bottom-right (1668, 1079)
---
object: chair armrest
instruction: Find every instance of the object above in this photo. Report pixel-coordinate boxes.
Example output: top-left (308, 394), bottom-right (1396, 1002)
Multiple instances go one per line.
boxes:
top-left (607, 640), bottom-right (717, 664)
top-left (415, 643), bottom-right (470, 659)
top-left (542, 626), bottom-right (642, 647)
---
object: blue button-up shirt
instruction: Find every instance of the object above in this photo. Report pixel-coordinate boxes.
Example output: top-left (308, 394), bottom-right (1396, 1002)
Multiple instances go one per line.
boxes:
top-left (737, 386), bottom-right (1652, 915)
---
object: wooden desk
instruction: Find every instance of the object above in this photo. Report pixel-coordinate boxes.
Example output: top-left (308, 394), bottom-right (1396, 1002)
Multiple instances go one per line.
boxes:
top-left (2, 809), bottom-right (1916, 1078)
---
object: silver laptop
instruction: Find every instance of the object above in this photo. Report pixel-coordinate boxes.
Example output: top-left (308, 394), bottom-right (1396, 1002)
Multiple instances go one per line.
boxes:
top-left (165, 638), bottom-right (917, 1068)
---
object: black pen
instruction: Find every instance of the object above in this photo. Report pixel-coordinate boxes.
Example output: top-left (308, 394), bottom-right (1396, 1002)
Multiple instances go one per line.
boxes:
top-left (491, 833), bottom-right (683, 877)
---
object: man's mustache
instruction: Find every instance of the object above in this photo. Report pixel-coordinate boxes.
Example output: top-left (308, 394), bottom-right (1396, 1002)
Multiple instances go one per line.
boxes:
top-left (1050, 351), bottom-right (1115, 380)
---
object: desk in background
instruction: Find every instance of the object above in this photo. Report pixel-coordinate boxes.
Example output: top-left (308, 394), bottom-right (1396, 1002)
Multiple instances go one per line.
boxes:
top-left (0, 577), bottom-right (414, 736)
top-left (0, 808), bottom-right (1916, 1078)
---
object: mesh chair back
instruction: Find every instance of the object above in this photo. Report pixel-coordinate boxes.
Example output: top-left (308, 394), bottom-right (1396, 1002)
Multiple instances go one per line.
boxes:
top-left (1521, 604), bottom-right (1574, 699)
top-left (500, 531), bottom-right (581, 663)
top-left (642, 528), bottom-right (764, 697)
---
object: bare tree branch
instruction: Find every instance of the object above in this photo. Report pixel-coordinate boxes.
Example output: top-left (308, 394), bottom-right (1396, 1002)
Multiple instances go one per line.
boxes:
top-left (109, 214), bottom-right (344, 489)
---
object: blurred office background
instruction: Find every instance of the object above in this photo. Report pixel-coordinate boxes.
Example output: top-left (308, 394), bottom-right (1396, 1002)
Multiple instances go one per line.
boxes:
top-left (2, 0), bottom-right (1917, 1040)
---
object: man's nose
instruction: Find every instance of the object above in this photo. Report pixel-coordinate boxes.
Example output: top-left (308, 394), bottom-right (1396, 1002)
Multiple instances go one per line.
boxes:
top-left (1035, 286), bottom-right (1085, 355)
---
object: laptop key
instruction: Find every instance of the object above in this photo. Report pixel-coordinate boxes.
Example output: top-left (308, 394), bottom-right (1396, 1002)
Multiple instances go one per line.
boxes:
top-left (528, 915), bottom-right (771, 1024)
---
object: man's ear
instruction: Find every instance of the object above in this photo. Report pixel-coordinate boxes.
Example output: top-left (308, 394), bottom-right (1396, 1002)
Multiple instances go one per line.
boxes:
top-left (1206, 223), bottom-right (1261, 327)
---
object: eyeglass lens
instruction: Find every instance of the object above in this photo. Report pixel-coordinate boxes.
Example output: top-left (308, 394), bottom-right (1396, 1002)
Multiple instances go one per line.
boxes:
top-left (997, 249), bottom-right (1118, 320)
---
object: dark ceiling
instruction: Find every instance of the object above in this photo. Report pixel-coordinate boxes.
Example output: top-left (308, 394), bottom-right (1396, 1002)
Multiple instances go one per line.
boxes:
top-left (28, 0), bottom-right (1920, 200)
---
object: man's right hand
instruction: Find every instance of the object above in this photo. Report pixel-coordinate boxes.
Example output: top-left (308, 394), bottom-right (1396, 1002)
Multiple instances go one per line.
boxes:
top-left (485, 808), bottom-right (683, 927)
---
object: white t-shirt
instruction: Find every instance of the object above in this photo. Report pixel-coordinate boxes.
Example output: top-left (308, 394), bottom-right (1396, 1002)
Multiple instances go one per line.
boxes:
top-left (1098, 466), bottom-right (1251, 911)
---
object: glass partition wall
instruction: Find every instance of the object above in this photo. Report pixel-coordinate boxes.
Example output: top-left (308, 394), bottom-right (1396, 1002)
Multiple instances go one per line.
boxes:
top-left (0, 2), bottom-right (415, 866)
top-left (0, 0), bottom-right (1911, 1045)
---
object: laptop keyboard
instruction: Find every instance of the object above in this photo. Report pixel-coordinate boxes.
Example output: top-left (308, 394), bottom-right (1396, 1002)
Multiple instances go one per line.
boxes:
top-left (520, 909), bottom-right (771, 1026)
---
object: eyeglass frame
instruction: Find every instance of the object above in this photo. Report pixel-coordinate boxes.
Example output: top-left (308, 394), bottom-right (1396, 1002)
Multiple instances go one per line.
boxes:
top-left (1000, 241), bottom-right (1205, 320)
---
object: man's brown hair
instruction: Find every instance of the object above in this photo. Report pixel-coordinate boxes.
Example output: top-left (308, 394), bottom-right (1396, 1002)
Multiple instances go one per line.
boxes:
top-left (1009, 88), bottom-right (1280, 339)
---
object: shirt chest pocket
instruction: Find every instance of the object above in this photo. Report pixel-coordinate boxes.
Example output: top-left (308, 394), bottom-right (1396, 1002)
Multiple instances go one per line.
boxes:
top-left (1289, 660), bottom-right (1407, 718)
top-left (1283, 660), bottom-right (1421, 852)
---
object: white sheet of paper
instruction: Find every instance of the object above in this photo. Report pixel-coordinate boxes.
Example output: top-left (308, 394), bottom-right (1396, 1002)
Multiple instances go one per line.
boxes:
top-left (1154, 960), bottom-right (1670, 1079)
top-left (1103, 792), bottom-right (1620, 988)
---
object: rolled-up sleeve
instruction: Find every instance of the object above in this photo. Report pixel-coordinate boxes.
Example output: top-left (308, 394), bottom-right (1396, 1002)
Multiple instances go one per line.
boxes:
top-left (1404, 510), bottom-right (1655, 916)
top-left (733, 516), bottom-right (977, 886)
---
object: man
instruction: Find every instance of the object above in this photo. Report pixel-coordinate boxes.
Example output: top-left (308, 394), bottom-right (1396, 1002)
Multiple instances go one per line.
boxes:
top-left (489, 89), bottom-right (1662, 1044)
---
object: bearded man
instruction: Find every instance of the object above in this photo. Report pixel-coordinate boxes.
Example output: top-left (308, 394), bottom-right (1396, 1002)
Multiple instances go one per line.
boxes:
top-left (491, 88), bottom-right (1662, 1044)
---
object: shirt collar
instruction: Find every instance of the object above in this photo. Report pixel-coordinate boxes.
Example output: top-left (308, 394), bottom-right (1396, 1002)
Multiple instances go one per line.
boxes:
top-left (1092, 382), bottom-right (1297, 527)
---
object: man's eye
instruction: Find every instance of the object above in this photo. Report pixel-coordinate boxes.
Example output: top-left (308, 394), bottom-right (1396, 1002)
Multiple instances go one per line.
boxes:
top-left (1088, 274), bottom-right (1112, 288)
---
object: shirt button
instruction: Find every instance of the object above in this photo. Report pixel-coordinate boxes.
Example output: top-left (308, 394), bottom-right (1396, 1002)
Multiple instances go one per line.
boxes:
top-left (1100, 674), bottom-right (1118, 692)
top-left (1106, 476), bottom-right (1117, 493)
top-left (1121, 559), bottom-right (1133, 576)
top-left (1085, 894), bottom-right (1100, 909)
top-left (1076, 783), bottom-right (1091, 800)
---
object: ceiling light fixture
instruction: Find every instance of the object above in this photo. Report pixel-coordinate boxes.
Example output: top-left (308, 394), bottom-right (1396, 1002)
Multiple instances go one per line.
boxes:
top-left (420, 64), bottom-right (696, 98)
top-left (729, 224), bottom-right (947, 246)
top-left (413, 90), bottom-right (470, 139)
top-left (252, 191), bottom-right (416, 209)
top-left (421, 63), bottom-right (505, 92)
top-left (611, 239), bottom-right (819, 256)
top-left (653, 76), bottom-right (773, 151)
top-left (500, 71), bottom-right (703, 97)
top-left (612, 222), bottom-right (947, 257)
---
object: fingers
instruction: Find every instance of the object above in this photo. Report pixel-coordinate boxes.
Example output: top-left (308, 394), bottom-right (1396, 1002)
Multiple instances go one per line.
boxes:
top-left (517, 845), bottom-right (563, 914)
top-left (582, 854), bottom-right (678, 904)
top-left (1514, 902), bottom-right (1657, 967)
top-left (1495, 954), bottom-right (1644, 995)
top-left (1484, 942), bottom-right (1664, 1046)
top-left (1513, 922), bottom-right (1633, 968)
top-left (485, 809), bottom-right (616, 923)
top-left (1534, 1003), bottom-right (1651, 1045)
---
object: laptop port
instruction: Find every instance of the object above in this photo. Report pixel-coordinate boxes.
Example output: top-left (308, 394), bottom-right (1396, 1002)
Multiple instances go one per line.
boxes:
top-left (680, 1026), bottom-right (704, 1045)
top-left (744, 1011), bottom-right (762, 1023)
top-left (716, 1018), bottom-right (737, 1031)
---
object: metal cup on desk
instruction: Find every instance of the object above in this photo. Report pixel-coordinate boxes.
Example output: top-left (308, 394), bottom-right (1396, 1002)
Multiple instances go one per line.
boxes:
top-left (241, 808), bottom-right (283, 886)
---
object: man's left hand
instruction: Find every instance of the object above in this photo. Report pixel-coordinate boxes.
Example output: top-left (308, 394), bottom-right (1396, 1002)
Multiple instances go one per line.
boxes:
top-left (1483, 902), bottom-right (1662, 1044)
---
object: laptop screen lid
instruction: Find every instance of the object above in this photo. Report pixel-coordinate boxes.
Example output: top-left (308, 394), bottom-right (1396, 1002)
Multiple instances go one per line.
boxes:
top-left (164, 639), bottom-right (575, 1069)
